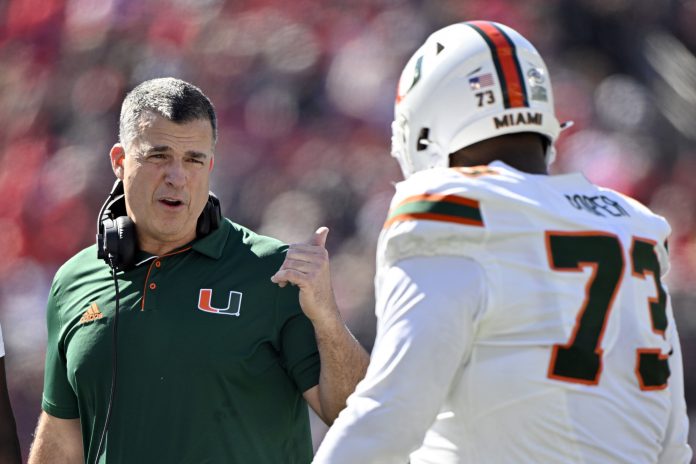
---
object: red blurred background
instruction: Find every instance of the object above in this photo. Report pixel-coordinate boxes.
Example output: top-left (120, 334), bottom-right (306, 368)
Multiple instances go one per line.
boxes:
top-left (1, 0), bottom-right (695, 459)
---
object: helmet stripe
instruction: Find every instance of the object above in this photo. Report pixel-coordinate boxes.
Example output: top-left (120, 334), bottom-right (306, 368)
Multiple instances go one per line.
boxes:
top-left (466, 21), bottom-right (529, 109)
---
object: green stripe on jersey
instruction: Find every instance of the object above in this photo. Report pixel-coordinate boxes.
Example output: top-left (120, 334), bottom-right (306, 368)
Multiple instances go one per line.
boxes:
top-left (389, 199), bottom-right (483, 224)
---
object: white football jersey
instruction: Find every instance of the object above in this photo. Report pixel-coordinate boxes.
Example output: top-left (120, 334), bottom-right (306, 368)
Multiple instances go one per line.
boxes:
top-left (315, 161), bottom-right (691, 464)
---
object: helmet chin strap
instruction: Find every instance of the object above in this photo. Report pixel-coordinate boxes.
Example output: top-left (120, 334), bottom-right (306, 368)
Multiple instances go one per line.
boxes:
top-left (425, 139), bottom-right (448, 170)
top-left (545, 120), bottom-right (574, 166)
top-left (545, 145), bottom-right (558, 166)
top-left (560, 120), bottom-right (575, 130)
top-left (400, 138), bottom-right (448, 179)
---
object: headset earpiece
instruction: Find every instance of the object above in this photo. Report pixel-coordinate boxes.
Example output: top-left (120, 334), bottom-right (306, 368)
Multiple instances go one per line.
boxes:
top-left (196, 193), bottom-right (222, 238)
top-left (97, 180), bottom-right (137, 271)
top-left (101, 216), bottom-right (136, 271)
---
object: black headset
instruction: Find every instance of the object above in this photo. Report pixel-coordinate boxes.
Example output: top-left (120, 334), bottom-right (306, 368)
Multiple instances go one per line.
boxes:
top-left (96, 179), bottom-right (222, 271)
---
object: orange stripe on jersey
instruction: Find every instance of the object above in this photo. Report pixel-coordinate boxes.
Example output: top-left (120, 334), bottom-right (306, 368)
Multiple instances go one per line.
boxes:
top-left (453, 166), bottom-right (500, 178)
top-left (467, 21), bottom-right (528, 108)
top-left (398, 193), bottom-right (480, 209)
top-left (383, 193), bottom-right (483, 229)
top-left (385, 212), bottom-right (484, 229)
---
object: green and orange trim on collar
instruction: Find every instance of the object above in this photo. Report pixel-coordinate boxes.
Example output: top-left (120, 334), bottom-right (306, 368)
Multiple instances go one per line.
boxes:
top-left (466, 21), bottom-right (529, 109)
top-left (384, 193), bottom-right (484, 228)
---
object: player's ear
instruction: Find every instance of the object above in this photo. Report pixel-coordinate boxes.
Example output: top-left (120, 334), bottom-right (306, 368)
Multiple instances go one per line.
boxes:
top-left (110, 144), bottom-right (126, 179)
top-left (209, 156), bottom-right (214, 172)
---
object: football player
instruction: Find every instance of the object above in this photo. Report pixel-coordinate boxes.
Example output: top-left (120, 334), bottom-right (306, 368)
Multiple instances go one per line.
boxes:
top-left (314, 21), bottom-right (692, 463)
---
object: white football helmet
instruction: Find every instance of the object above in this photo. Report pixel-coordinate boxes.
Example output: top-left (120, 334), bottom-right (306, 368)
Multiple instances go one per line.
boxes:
top-left (391, 21), bottom-right (563, 179)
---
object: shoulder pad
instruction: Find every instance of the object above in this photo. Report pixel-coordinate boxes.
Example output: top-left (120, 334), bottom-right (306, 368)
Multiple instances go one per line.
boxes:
top-left (378, 168), bottom-right (488, 267)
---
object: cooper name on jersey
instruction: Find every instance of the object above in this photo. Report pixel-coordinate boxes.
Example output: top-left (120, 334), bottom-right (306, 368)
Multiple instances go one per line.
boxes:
top-left (565, 193), bottom-right (630, 218)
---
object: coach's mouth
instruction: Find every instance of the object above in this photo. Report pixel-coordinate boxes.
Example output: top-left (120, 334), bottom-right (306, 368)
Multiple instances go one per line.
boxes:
top-left (158, 197), bottom-right (185, 209)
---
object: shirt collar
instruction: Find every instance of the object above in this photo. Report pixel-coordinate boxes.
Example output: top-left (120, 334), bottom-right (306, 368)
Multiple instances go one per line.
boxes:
top-left (191, 218), bottom-right (231, 259)
top-left (131, 219), bottom-right (231, 266)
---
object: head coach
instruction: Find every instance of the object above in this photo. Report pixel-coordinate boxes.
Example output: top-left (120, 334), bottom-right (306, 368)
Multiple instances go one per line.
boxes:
top-left (27, 77), bottom-right (369, 464)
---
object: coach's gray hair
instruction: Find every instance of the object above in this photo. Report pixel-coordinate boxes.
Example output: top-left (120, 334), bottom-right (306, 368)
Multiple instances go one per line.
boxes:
top-left (119, 77), bottom-right (217, 149)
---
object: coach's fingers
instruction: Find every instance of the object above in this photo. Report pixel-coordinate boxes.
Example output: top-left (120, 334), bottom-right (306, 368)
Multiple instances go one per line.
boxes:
top-left (271, 227), bottom-right (330, 290)
top-left (271, 269), bottom-right (303, 288)
top-left (274, 258), bottom-right (315, 275)
top-left (312, 227), bottom-right (329, 249)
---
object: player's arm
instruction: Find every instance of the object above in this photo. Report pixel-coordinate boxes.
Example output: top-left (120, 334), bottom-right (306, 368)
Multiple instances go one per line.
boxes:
top-left (656, 299), bottom-right (693, 464)
top-left (0, 356), bottom-right (21, 464)
top-left (313, 255), bottom-right (484, 463)
top-left (28, 412), bottom-right (83, 464)
top-left (272, 227), bottom-right (370, 425)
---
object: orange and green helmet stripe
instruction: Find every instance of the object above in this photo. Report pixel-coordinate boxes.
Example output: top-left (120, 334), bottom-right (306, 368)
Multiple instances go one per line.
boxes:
top-left (466, 21), bottom-right (529, 109)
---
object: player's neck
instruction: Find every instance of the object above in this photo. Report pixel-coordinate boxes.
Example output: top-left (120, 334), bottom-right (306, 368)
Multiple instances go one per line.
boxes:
top-left (449, 134), bottom-right (548, 175)
top-left (497, 155), bottom-right (548, 174)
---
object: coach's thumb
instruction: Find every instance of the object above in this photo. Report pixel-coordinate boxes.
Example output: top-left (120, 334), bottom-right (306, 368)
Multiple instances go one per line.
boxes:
top-left (311, 227), bottom-right (329, 248)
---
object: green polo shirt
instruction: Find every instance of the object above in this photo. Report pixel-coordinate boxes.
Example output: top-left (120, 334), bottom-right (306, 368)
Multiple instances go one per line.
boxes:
top-left (42, 219), bottom-right (320, 464)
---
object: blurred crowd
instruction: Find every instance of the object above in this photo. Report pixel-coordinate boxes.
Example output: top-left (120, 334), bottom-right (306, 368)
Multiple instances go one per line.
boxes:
top-left (1, 0), bottom-right (695, 459)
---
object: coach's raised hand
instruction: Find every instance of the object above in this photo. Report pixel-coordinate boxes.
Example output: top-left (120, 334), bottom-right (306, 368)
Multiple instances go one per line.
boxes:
top-left (272, 227), bottom-right (369, 425)
top-left (271, 227), bottom-right (338, 322)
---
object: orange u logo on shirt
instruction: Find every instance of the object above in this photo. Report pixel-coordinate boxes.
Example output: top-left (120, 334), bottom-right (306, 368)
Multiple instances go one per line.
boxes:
top-left (198, 289), bottom-right (243, 316)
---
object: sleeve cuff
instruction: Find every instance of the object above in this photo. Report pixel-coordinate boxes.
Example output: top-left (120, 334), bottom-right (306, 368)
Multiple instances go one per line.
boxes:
top-left (41, 397), bottom-right (80, 419)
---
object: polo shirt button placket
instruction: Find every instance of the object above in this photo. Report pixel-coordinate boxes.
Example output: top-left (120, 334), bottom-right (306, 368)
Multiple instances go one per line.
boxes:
top-left (151, 260), bottom-right (161, 293)
top-left (149, 261), bottom-right (160, 294)
top-left (142, 259), bottom-right (162, 311)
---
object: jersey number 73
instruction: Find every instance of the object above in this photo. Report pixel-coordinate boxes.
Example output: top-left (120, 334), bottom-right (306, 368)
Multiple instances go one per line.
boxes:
top-left (545, 231), bottom-right (670, 390)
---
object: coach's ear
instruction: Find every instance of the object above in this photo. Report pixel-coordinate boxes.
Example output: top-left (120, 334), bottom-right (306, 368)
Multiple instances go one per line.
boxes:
top-left (110, 144), bottom-right (126, 180)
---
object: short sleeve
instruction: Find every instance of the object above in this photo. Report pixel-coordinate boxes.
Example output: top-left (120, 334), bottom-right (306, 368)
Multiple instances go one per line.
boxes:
top-left (275, 285), bottom-right (320, 393)
top-left (314, 255), bottom-right (484, 463)
top-left (377, 170), bottom-right (487, 269)
top-left (41, 279), bottom-right (79, 419)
